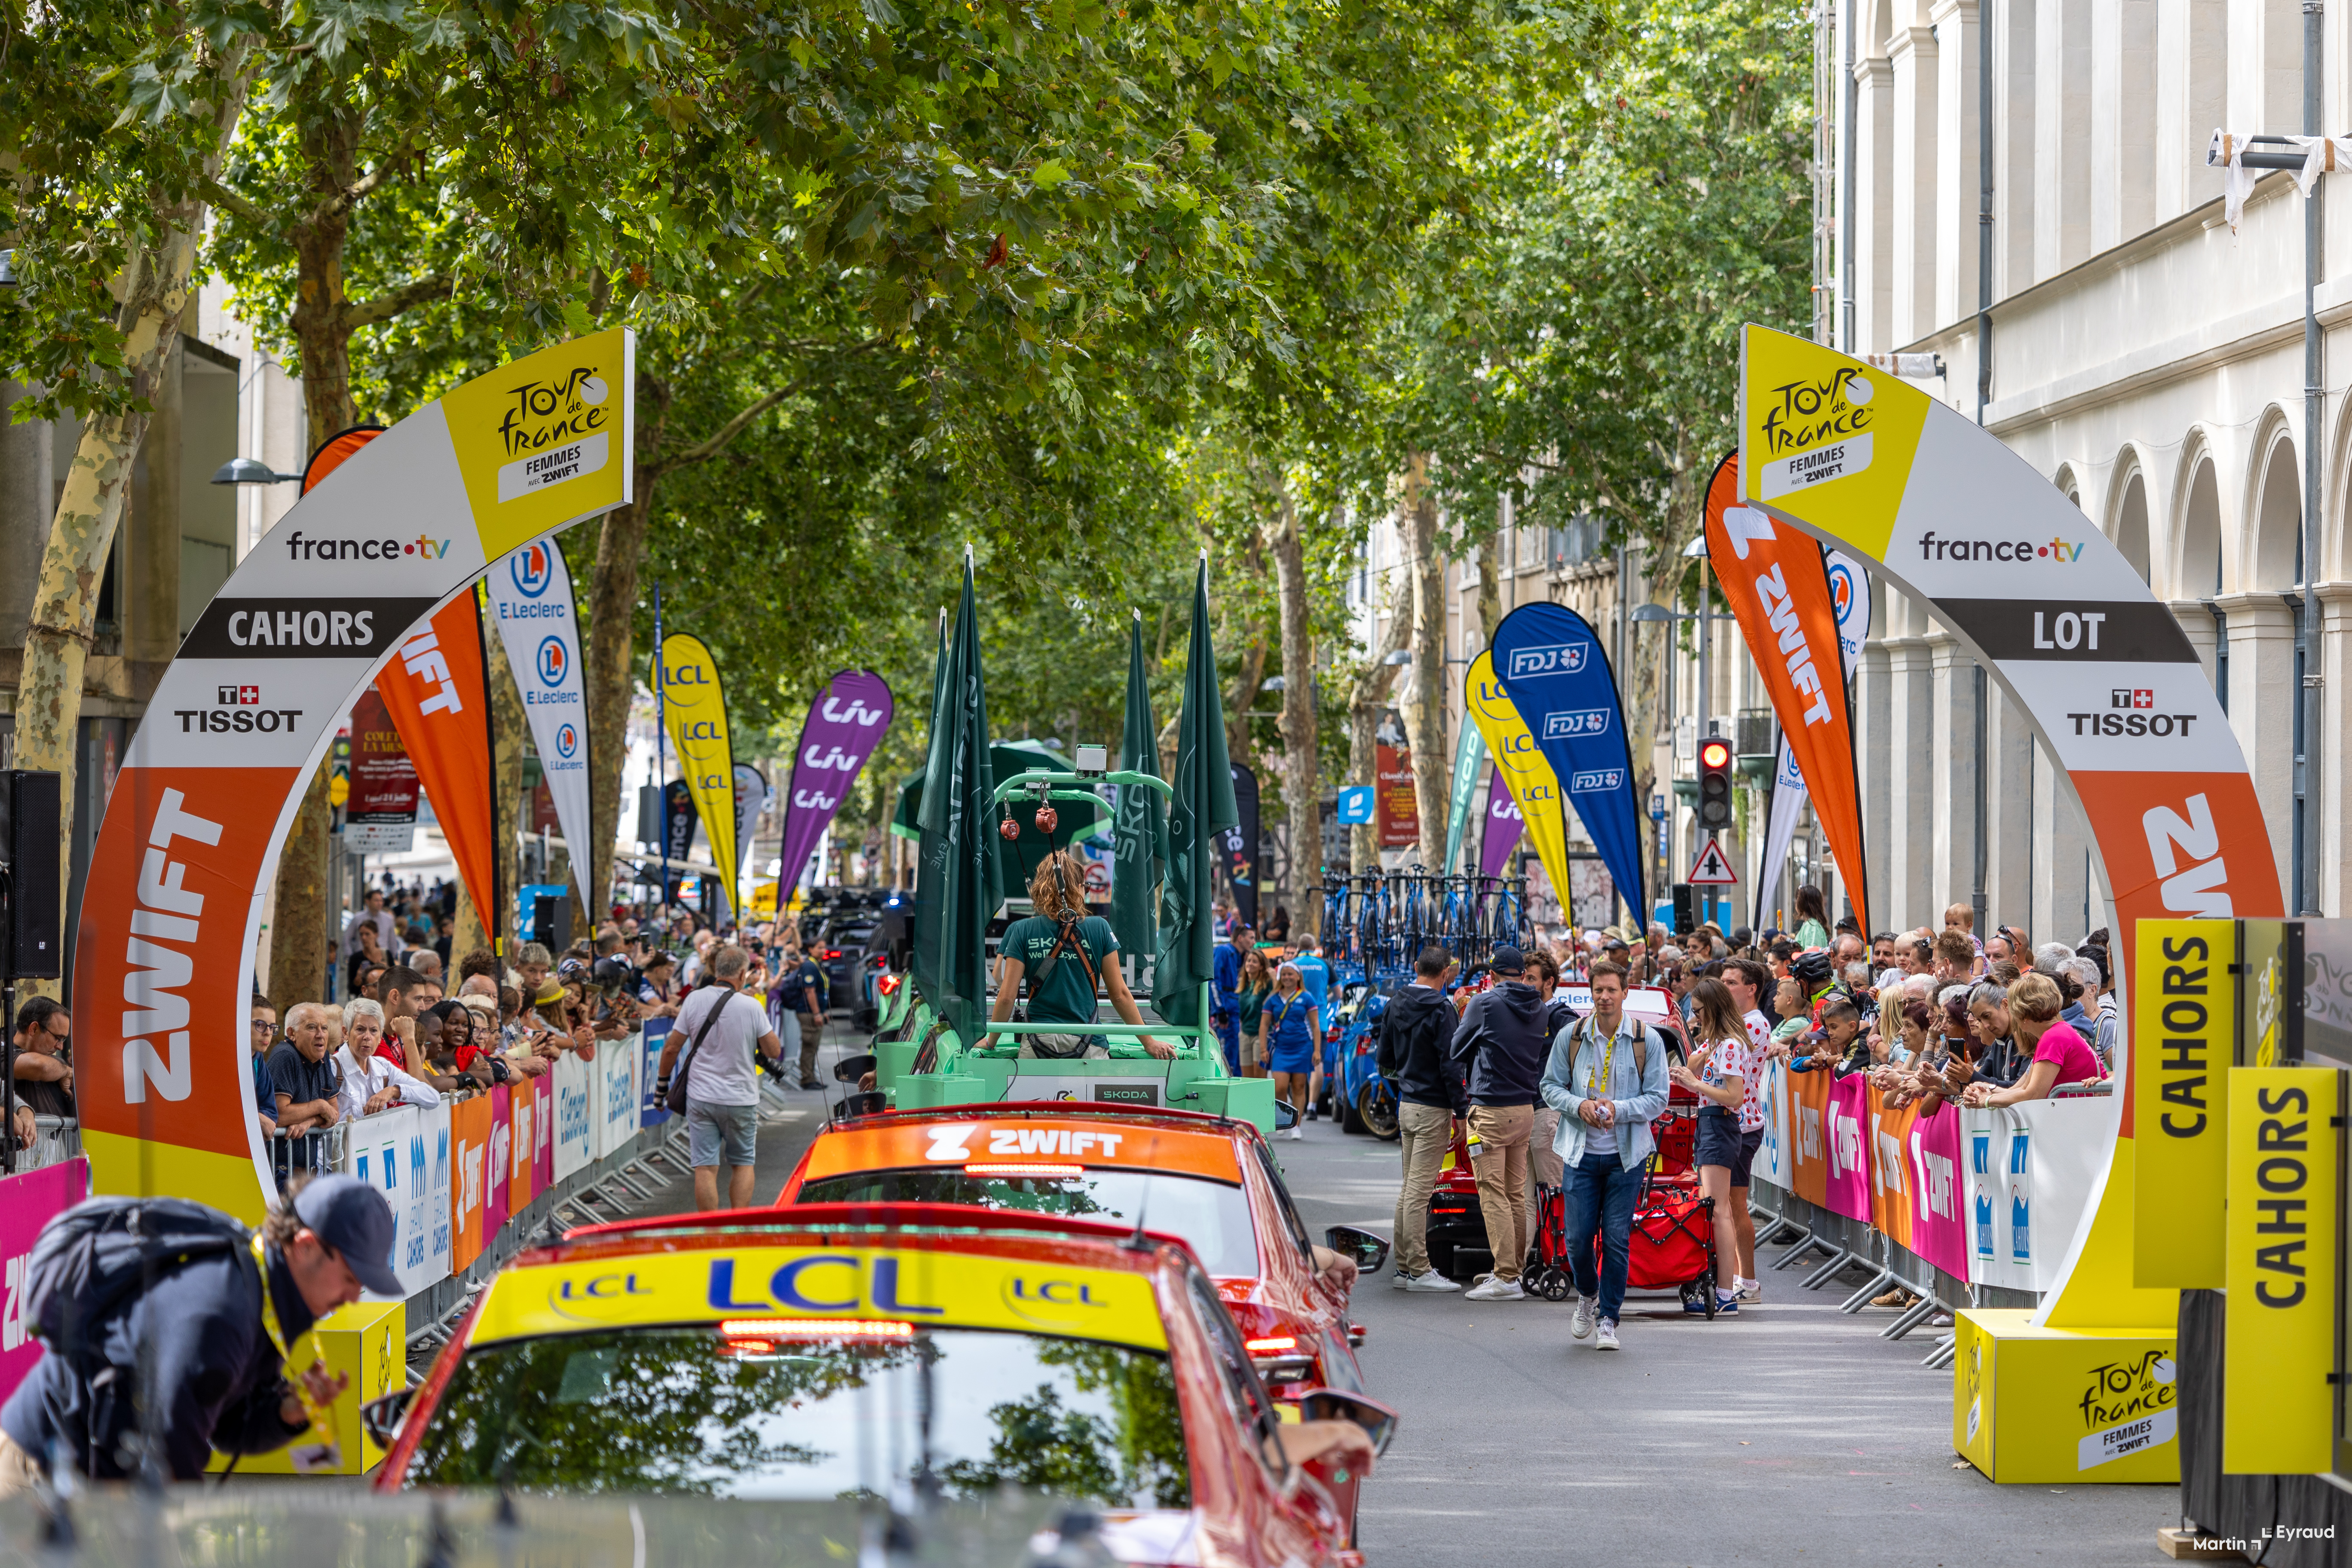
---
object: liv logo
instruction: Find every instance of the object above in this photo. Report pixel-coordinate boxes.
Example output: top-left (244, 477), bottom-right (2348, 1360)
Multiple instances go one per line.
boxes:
top-left (536, 636), bottom-right (568, 687)
top-left (511, 543), bottom-right (554, 597)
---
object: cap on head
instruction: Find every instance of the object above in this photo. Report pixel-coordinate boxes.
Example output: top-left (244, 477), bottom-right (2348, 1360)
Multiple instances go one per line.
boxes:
top-left (292, 1174), bottom-right (403, 1297)
top-left (1490, 945), bottom-right (1526, 975)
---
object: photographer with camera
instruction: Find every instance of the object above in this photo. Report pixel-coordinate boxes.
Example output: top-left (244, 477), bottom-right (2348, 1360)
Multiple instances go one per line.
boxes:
top-left (655, 944), bottom-right (783, 1211)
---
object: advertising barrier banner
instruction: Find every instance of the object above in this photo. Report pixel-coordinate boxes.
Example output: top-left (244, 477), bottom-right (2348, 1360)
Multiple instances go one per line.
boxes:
top-left (448, 1093), bottom-right (493, 1274)
top-left (1785, 1064), bottom-right (1831, 1208)
top-left (1754, 1060), bottom-right (1792, 1191)
top-left (552, 1050), bottom-right (594, 1182)
top-left (1868, 1092), bottom-right (1921, 1250)
top-left (1904, 1102), bottom-right (1969, 1280)
top-left (641, 1020), bottom-right (674, 1125)
top-left (1822, 1074), bottom-right (1874, 1222)
top-left (483, 1084), bottom-right (512, 1256)
top-left (0, 1158), bottom-right (90, 1406)
top-left (595, 1032), bottom-right (641, 1160)
top-left (506, 1074), bottom-right (537, 1212)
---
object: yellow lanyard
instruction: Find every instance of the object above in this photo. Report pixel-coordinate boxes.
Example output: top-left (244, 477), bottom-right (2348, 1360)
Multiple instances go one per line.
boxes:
top-left (250, 1235), bottom-right (338, 1458)
top-left (1584, 1017), bottom-right (1619, 1097)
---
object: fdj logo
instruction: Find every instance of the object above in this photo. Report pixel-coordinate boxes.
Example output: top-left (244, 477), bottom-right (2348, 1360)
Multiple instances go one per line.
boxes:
top-left (536, 635), bottom-right (568, 687)
top-left (511, 544), bottom-right (554, 598)
top-left (554, 723), bottom-right (579, 760)
top-left (1542, 708), bottom-right (1611, 740)
top-left (1507, 643), bottom-right (1587, 680)
top-left (1568, 768), bottom-right (1624, 793)
top-left (217, 685), bottom-right (260, 706)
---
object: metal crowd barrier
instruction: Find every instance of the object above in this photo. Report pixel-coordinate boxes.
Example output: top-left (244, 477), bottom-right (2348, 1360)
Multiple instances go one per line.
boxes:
top-left (14, 1114), bottom-right (82, 1174)
top-left (266, 1122), bottom-right (345, 1193)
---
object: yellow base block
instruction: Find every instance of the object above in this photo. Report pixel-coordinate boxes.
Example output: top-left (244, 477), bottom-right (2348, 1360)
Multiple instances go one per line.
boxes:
top-left (205, 1298), bottom-right (405, 1476)
top-left (1954, 1309), bottom-right (2180, 1484)
top-left (82, 1131), bottom-right (272, 1225)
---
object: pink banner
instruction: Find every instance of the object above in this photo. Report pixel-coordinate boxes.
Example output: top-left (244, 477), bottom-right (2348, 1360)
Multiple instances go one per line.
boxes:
top-left (1903, 1100), bottom-right (1969, 1279)
top-left (533, 1074), bottom-right (554, 1196)
top-left (1823, 1075), bottom-right (1873, 1222)
top-left (0, 1158), bottom-right (91, 1405)
top-left (484, 1084), bottom-right (511, 1252)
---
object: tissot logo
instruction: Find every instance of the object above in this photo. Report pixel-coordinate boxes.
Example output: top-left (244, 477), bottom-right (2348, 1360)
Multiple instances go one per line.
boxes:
top-left (2112, 689), bottom-right (2155, 710)
top-left (175, 706), bottom-right (301, 734)
top-left (217, 685), bottom-right (260, 706)
top-left (1917, 531), bottom-right (2084, 564)
top-left (2067, 706), bottom-right (2199, 738)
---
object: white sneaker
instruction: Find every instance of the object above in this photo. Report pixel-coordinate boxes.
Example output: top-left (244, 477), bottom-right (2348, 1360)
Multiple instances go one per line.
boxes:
top-left (1735, 1281), bottom-right (1761, 1303)
top-left (1401, 1271), bottom-right (1461, 1292)
top-left (1287, 1124), bottom-right (1304, 1140)
top-left (1595, 1319), bottom-right (1620, 1351)
top-left (1463, 1277), bottom-right (1525, 1301)
top-left (1570, 1295), bottom-right (1598, 1338)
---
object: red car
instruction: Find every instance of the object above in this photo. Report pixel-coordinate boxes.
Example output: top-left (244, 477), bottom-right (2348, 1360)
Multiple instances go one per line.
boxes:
top-left (368, 1204), bottom-right (1394, 1566)
top-left (776, 1106), bottom-right (1381, 1397)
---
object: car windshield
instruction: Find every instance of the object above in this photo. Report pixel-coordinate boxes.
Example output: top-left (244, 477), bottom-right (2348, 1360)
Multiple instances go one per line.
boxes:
top-left (406, 1325), bottom-right (1189, 1504)
top-left (797, 1170), bottom-right (1260, 1278)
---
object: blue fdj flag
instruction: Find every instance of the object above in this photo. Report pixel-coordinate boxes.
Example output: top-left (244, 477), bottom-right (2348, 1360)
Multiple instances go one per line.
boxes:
top-left (1488, 603), bottom-right (1643, 921)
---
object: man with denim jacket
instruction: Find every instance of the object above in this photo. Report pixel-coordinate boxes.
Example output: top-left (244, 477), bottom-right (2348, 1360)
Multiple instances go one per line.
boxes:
top-left (1540, 960), bottom-right (1670, 1350)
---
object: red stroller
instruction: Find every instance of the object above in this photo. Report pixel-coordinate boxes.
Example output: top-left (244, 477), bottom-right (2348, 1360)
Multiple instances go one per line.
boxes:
top-left (1521, 1079), bottom-right (1720, 1314)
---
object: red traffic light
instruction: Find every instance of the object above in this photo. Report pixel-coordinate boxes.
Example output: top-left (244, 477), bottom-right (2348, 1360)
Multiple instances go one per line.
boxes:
top-left (1699, 739), bottom-right (1732, 770)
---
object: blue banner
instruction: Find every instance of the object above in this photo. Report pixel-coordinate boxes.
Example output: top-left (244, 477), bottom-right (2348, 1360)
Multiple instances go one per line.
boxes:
top-left (1487, 603), bottom-right (1643, 922)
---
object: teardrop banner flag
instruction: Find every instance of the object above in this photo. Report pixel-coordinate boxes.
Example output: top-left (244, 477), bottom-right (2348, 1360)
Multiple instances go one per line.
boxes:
top-left (485, 534), bottom-right (594, 919)
top-left (1442, 718), bottom-right (1488, 874)
top-left (71, 328), bottom-right (632, 1216)
top-left (734, 764), bottom-right (769, 887)
top-left (1705, 451), bottom-right (1871, 929)
top-left (1754, 738), bottom-right (1807, 932)
top-left (778, 670), bottom-right (894, 889)
top-left (1478, 766), bottom-right (1522, 879)
top-left (1463, 651), bottom-right (1573, 915)
top-left (1487, 603), bottom-right (1644, 922)
top-left (375, 589), bottom-right (499, 939)
top-left (659, 631), bottom-right (738, 919)
top-left (1739, 321), bottom-right (2282, 1346)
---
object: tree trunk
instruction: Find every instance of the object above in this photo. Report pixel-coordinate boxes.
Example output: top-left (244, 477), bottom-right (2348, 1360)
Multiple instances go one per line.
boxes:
top-left (1398, 453), bottom-right (1449, 873)
top-left (1344, 588), bottom-right (1411, 875)
top-left (263, 105), bottom-right (370, 1014)
top-left (1264, 472), bottom-right (1320, 937)
top-left (585, 388), bottom-right (669, 925)
top-left (12, 42), bottom-right (256, 1000)
top-left (1478, 517), bottom-right (1505, 645)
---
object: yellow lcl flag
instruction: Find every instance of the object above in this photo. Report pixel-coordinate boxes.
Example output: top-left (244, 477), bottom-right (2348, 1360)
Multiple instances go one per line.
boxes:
top-left (661, 632), bottom-right (739, 913)
top-left (1464, 652), bottom-right (1574, 910)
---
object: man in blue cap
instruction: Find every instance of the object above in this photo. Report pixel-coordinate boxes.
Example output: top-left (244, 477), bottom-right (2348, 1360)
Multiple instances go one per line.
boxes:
top-left (0, 1173), bottom-right (398, 1490)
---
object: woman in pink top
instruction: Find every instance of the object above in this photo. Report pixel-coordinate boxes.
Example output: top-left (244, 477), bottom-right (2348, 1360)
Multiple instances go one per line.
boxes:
top-left (1962, 972), bottom-right (2102, 1107)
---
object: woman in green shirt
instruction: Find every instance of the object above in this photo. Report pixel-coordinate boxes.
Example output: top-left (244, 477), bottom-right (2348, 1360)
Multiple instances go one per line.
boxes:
top-left (1234, 948), bottom-right (1276, 1079)
top-left (1791, 884), bottom-right (1832, 952)
top-left (982, 851), bottom-right (1173, 1060)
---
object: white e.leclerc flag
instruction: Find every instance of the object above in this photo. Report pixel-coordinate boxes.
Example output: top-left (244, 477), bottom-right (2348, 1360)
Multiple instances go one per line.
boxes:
top-left (486, 533), bottom-right (595, 919)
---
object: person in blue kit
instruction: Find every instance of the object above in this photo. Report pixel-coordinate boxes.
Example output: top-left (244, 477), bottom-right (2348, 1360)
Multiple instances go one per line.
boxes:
top-left (1289, 935), bottom-right (1332, 1119)
top-left (1260, 962), bottom-right (1323, 1140)
top-left (0, 1173), bottom-right (398, 1490)
top-left (1212, 921), bottom-right (1256, 1072)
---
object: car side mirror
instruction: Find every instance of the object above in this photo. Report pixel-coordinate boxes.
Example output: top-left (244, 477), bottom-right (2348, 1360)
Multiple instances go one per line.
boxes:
top-left (833, 1091), bottom-right (888, 1120)
top-left (360, 1385), bottom-right (414, 1449)
top-left (1295, 1387), bottom-right (1399, 1457)
top-left (834, 1052), bottom-right (877, 1084)
top-left (1274, 1099), bottom-right (1299, 1130)
top-left (1323, 1225), bottom-right (1390, 1274)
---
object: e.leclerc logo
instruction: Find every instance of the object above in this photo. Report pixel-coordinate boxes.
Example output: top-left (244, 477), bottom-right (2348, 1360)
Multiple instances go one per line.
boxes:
top-left (536, 635), bottom-right (569, 687)
top-left (554, 723), bottom-right (580, 760)
top-left (511, 543), bottom-right (555, 597)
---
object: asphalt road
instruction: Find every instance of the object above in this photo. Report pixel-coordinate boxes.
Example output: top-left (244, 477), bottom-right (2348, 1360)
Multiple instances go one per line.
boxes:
top-left (634, 1037), bottom-right (2184, 1566)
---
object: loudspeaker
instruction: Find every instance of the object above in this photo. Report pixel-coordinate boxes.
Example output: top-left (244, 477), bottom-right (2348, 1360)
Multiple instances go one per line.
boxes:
top-left (635, 783), bottom-right (661, 845)
top-left (531, 893), bottom-right (570, 951)
top-left (2, 771), bottom-right (63, 978)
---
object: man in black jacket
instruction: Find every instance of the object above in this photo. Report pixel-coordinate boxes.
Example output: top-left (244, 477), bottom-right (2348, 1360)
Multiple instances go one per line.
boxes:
top-left (1376, 945), bottom-right (1466, 1292)
top-left (0, 1174), bottom-right (394, 1489)
top-left (1450, 946), bottom-right (1554, 1302)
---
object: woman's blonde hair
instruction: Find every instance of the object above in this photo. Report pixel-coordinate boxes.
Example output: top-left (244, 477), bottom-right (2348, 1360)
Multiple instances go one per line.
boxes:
top-left (1028, 850), bottom-right (1090, 922)
top-left (2008, 971), bottom-right (2064, 1023)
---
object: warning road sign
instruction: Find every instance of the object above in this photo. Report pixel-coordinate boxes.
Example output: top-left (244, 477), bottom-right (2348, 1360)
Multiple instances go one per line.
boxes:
top-left (1687, 837), bottom-right (1737, 885)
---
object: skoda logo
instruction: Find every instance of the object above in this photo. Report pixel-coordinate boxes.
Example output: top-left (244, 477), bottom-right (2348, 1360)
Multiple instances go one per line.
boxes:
top-left (554, 722), bottom-right (579, 759)
top-left (536, 635), bottom-right (568, 687)
top-left (511, 544), bottom-right (554, 599)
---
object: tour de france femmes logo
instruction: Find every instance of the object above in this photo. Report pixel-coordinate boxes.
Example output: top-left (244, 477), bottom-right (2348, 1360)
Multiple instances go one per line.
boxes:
top-left (489, 364), bottom-right (610, 505)
top-left (2075, 1349), bottom-right (2177, 1471)
top-left (1755, 369), bottom-right (1875, 501)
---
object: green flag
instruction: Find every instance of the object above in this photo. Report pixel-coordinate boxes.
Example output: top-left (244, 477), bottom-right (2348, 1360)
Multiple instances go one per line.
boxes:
top-left (1154, 560), bottom-right (1237, 1028)
top-left (913, 563), bottom-right (998, 1042)
top-left (1112, 612), bottom-right (1167, 978)
top-left (1442, 718), bottom-right (1488, 874)
top-left (910, 612), bottom-right (948, 1014)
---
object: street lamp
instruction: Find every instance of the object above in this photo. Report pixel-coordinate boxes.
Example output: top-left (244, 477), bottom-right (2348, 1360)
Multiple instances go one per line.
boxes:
top-left (210, 456), bottom-right (303, 486)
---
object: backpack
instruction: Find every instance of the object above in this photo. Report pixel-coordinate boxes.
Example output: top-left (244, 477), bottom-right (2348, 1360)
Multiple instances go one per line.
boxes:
top-left (23, 1197), bottom-right (254, 1367)
top-left (1563, 1014), bottom-right (1659, 1092)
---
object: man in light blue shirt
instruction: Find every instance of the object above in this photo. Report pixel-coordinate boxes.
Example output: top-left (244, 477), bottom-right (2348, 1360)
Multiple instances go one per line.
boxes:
top-left (1540, 961), bottom-right (1670, 1351)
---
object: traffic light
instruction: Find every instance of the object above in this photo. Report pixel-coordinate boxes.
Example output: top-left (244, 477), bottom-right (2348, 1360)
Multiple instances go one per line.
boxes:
top-left (1697, 735), bottom-right (1733, 835)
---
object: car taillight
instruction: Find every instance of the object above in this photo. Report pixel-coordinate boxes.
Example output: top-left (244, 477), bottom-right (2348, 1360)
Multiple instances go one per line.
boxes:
top-left (877, 975), bottom-right (903, 996)
top-left (824, 948), bottom-right (842, 959)
top-left (1243, 1335), bottom-right (1298, 1354)
top-left (867, 953), bottom-right (888, 969)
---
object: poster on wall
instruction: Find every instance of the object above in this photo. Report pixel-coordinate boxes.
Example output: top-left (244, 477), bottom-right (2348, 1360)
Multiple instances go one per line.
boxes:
top-left (1376, 713), bottom-right (1417, 850)
top-left (345, 686), bottom-right (419, 855)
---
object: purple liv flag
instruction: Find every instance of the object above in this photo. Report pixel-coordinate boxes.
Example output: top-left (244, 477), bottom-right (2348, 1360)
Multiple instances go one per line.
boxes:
top-left (778, 670), bottom-right (894, 886)
top-left (1479, 768), bottom-right (1523, 879)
